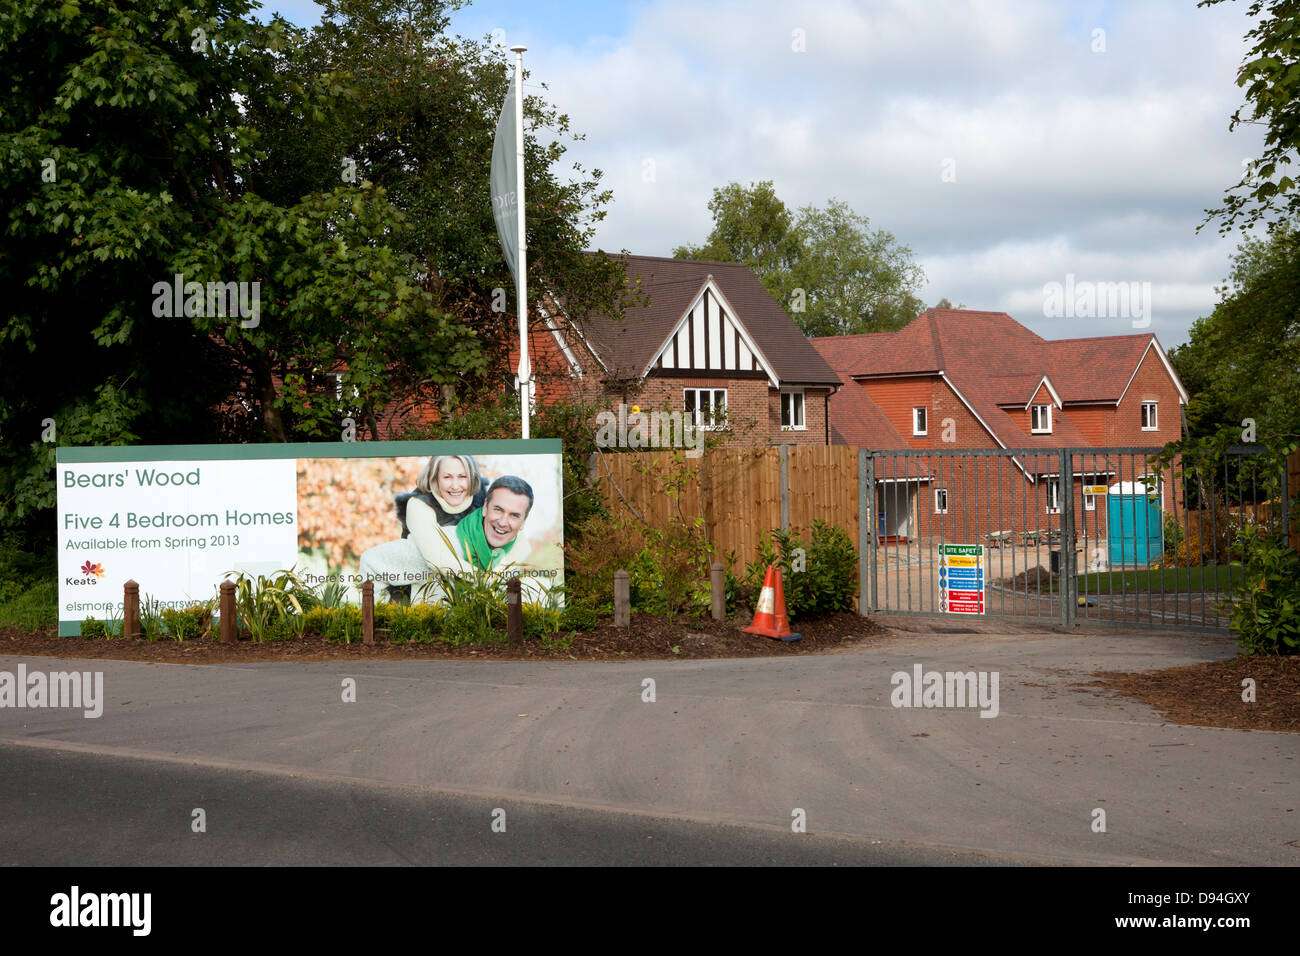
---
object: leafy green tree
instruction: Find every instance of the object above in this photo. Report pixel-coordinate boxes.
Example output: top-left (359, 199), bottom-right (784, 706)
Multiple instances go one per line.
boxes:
top-left (0, 0), bottom-right (629, 544)
top-left (1199, 0), bottom-right (1300, 234)
top-left (1, 0), bottom-right (295, 539)
top-left (250, 0), bottom-right (630, 404)
top-left (1169, 223), bottom-right (1300, 440)
top-left (786, 199), bottom-right (926, 336)
top-left (673, 180), bottom-right (925, 336)
top-left (673, 180), bottom-right (800, 288)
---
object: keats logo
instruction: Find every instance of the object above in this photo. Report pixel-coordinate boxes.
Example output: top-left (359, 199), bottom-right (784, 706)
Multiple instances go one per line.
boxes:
top-left (67, 560), bottom-right (105, 586)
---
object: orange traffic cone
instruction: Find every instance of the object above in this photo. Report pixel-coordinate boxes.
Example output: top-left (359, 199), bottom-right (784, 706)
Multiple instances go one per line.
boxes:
top-left (743, 564), bottom-right (801, 642)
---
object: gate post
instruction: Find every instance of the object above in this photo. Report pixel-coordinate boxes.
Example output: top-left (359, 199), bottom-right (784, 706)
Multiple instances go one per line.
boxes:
top-left (1059, 448), bottom-right (1075, 625)
top-left (858, 449), bottom-right (868, 616)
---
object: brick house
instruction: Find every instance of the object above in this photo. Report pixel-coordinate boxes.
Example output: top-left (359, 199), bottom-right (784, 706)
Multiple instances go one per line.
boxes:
top-left (522, 255), bottom-right (842, 446)
top-left (811, 309), bottom-right (1189, 550)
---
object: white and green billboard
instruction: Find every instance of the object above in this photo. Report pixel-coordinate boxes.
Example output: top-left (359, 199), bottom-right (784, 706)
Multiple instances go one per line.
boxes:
top-left (56, 439), bottom-right (564, 635)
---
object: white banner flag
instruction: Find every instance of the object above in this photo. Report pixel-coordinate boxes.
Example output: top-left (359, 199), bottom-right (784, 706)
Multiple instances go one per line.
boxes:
top-left (490, 73), bottom-right (520, 287)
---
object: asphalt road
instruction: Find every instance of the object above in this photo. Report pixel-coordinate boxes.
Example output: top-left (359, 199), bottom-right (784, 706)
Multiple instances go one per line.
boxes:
top-left (0, 619), bottom-right (1295, 866)
top-left (0, 743), bottom-right (1016, 866)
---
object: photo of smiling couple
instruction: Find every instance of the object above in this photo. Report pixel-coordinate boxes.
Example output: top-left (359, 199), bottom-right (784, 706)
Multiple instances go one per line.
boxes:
top-left (358, 454), bottom-right (542, 603)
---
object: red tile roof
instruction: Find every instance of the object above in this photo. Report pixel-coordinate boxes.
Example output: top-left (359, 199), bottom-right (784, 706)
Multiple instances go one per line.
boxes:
top-left (813, 309), bottom-right (1183, 450)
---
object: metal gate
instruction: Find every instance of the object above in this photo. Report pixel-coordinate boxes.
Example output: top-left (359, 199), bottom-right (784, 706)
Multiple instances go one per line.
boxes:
top-left (858, 446), bottom-right (1289, 630)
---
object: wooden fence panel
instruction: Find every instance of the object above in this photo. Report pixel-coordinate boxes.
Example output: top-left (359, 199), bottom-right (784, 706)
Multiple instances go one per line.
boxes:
top-left (787, 445), bottom-right (860, 546)
top-left (593, 445), bottom-right (862, 571)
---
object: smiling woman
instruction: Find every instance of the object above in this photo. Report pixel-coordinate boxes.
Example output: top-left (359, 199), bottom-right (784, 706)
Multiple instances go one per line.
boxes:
top-left (359, 456), bottom-right (487, 601)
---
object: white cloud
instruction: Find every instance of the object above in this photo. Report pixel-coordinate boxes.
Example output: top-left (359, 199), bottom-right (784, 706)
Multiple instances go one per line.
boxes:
top-left (509, 0), bottom-right (1266, 344)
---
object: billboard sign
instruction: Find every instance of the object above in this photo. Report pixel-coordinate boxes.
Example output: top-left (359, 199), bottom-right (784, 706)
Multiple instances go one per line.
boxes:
top-left (56, 440), bottom-right (563, 635)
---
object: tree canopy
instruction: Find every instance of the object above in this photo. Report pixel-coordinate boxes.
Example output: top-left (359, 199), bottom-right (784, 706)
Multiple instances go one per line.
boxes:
top-left (1169, 223), bottom-right (1300, 441)
top-left (0, 0), bottom-right (626, 542)
top-left (1199, 0), bottom-right (1300, 235)
top-left (672, 180), bottom-right (926, 337)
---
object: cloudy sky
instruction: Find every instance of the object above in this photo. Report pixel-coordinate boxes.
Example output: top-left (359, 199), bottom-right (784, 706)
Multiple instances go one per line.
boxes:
top-left (268, 0), bottom-right (1267, 348)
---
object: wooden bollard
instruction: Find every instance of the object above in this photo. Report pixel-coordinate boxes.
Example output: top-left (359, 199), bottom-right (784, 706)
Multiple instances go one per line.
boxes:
top-left (506, 576), bottom-right (523, 644)
top-left (613, 569), bottom-right (630, 628)
top-left (219, 580), bottom-right (237, 643)
top-left (362, 580), bottom-right (375, 645)
top-left (122, 580), bottom-right (139, 640)
top-left (710, 562), bottom-right (725, 621)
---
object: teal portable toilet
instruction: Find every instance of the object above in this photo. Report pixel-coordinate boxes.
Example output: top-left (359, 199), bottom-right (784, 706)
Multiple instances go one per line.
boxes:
top-left (1107, 480), bottom-right (1163, 566)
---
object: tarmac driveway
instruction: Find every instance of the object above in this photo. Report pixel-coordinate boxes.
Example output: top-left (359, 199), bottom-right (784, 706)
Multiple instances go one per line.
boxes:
top-left (1, 619), bottom-right (1294, 865)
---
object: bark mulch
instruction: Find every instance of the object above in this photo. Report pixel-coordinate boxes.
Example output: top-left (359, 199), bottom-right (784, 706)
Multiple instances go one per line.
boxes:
top-left (0, 611), bottom-right (888, 664)
top-left (1085, 655), bottom-right (1299, 733)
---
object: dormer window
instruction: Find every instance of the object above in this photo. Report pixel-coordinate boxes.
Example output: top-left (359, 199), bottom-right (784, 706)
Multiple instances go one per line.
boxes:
top-left (1031, 404), bottom-right (1052, 434)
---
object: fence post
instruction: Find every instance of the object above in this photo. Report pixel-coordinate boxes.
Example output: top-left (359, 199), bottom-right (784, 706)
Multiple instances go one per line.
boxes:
top-left (710, 562), bottom-right (725, 621)
top-left (1059, 448), bottom-right (1074, 626)
top-left (507, 576), bottom-right (523, 644)
top-left (613, 569), bottom-right (630, 627)
top-left (219, 580), bottom-right (236, 643)
top-left (362, 580), bottom-right (374, 645)
top-left (122, 580), bottom-right (139, 640)
top-left (779, 444), bottom-right (790, 531)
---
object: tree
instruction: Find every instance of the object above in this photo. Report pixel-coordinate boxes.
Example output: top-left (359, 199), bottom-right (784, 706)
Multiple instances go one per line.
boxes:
top-left (0, 0), bottom-right (628, 543)
top-left (672, 181), bottom-right (925, 336)
top-left (1169, 223), bottom-right (1300, 440)
top-left (672, 180), bottom-right (800, 287)
top-left (1199, 0), bottom-right (1300, 235)
top-left (249, 0), bottom-right (630, 412)
top-left (786, 200), bottom-right (926, 336)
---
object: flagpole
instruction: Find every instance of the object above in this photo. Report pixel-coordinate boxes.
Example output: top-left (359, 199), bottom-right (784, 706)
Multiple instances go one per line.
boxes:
top-left (511, 45), bottom-right (529, 440)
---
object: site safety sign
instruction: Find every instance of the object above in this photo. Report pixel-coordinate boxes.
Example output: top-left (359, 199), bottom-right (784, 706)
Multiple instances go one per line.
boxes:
top-left (938, 543), bottom-right (985, 614)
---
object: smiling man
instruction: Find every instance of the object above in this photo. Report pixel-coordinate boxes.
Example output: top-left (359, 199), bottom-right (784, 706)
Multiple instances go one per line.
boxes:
top-left (454, 475), bottom-right (534, 572)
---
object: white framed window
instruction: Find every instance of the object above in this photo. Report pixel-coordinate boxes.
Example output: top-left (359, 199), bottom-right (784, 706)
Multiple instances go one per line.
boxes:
top-left (781, 390), bottom-right (806, 430)
top-left (1141, 401), bottom-right (1158, 430)
top-left (912, 406), bottom-right (927, 436)
top-left (685, 388), bottom-right (727, 430)
top-left (1045, 480), bottom-right (1060, 514)
top-left (1084, 493), bottom-right (1096, 512)
top-left (1031, 403), bottom-right (1052, 434)
top-left (934, 488), bottom-right (949, 514)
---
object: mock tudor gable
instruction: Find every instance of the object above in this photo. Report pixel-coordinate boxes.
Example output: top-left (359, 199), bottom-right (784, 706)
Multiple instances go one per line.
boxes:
top-left (647, 278), bottom-right (779, 386)
top-left (542, 255), bottom-right (841, 446)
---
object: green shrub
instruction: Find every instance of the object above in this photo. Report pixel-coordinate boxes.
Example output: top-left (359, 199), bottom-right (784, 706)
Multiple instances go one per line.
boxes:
top-left (377, 602), bottom-right (443, 643)
top-left (264, 615), bottom-right (299, 642)
top-left (80, 616), bottom-right (107, 639)
top-left (742, 520), bottom-right (858, 619)
top-left (523, 603), bottom-right (562, 640)
top-left (160, 602), bottom-right (215, 641)
top-left (227, 568), bottom-right (306, 642)
top-left (322, 604), bottom-right (363, 644)
top-left (139, 594), bottom-right (166, 642)
top-left (559, 603), bottom-right (600, 631)
top-left (419, 564), bottom-right (509, 645)
top-left (1221, 523), bottom-right (1300, 655)
top-left (0, 577), bottom-right (57, 632)
top-left (564, 513), bottom-right (646, 613)
top-left (301, 606), bottom-right (334, 637)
